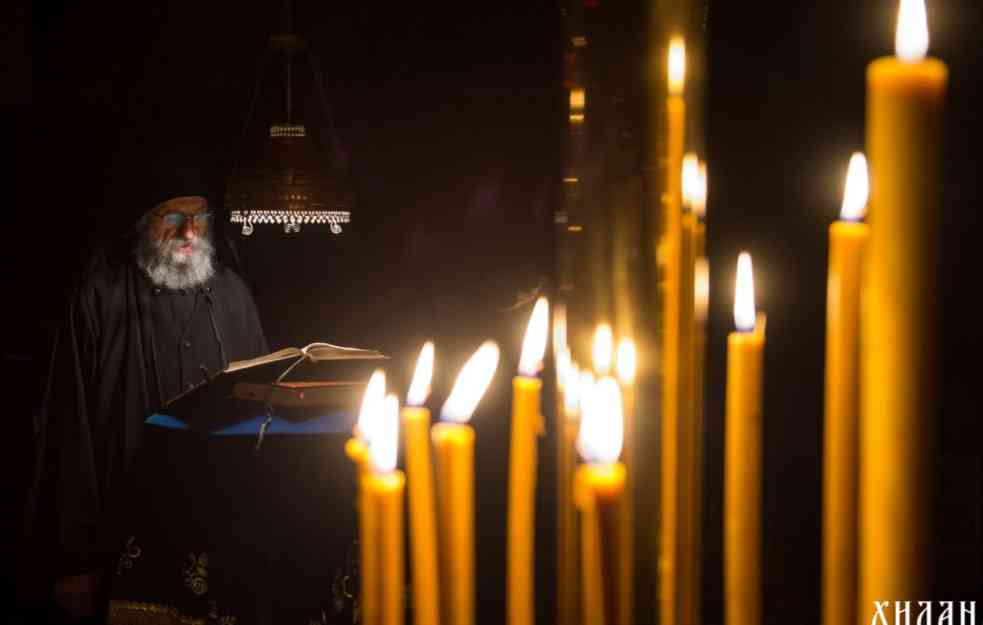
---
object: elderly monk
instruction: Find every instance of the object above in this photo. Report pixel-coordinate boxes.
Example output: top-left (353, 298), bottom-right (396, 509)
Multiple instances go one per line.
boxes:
top-left (27, 184), bottom-right (268, 623)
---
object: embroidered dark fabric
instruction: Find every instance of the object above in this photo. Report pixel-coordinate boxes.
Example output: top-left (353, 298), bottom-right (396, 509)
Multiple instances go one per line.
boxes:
top-left (107, 425), bottom-right (361, 625)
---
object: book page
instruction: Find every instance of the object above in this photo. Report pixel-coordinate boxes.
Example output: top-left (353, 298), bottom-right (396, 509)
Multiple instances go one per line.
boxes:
top-left (224, 347), bottom-right (303, 373)
top-left (224, 343), bottom-right (386, 373)
top-left (301, 342), bottom-right (387, 361)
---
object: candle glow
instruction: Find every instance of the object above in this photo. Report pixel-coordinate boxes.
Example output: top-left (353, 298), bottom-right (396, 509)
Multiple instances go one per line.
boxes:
top-left (840, 152), bottom-right (869, 222)
top-left (570, 88), bottom-right (586, 124)
top-left (592, 324), bottom-right (614, 375)
top-left (616, 339), bottom-right (637, 386)
top-left (668, 37), bottom-right (686, 95)
top-left (370, 394), bottom-right (400, 474)
top-left (695, 257), bottom-right (710, 323)
top-left (734, 253), bottom-right (757, 332)
top-left (682, 153), bottom-right (700, 210)
top-left (577, 377), bottom-right (624, 465)
top-left (896, 0), bottom-right (929, 62)
top-left (694, 162), bottom-right (708, 220)
top-left (518, 297), bottom-right (550, 377)
top-left (441, 341), bottom-right (500, 423)
top-left (358, 369), bottom-right (387, 442)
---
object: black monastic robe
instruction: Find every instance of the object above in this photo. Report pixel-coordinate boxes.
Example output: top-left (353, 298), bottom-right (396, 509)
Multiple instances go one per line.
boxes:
top-left (27, 246), bottom-right (268, 619)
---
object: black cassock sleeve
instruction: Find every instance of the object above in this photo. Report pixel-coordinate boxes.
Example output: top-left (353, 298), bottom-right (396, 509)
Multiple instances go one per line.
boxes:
top-left (27, 287), bottom-right (116, 577)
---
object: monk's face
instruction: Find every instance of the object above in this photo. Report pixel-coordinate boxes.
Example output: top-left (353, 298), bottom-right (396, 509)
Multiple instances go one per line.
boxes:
top-left (137, 196), bottom-right (216, 289)
top-left (146, 196), bottom-right (211, 253)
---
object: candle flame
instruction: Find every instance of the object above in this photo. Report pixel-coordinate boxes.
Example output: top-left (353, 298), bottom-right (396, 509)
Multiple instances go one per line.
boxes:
top-left (518, 297), bottom-right (550, 377)
top-left (840, 152), bottom-right (869, 221)
top-left (369, 394), bottom-right (400, 474)
top-left (357, 369), bottom-right (386, 442)
top-left (695, 257), bottom-right (710, 323)
top-left (694, 162), bottom-right (708, 220)
top-left (616, 338), bottom-right (637, 386)
top-left (563, 361), bottom-right (582, 417)
top-left (592, 323), bottom-right (614, 375)
top-left (406, 341), bottom-right (435, 406)
top-left (668, 37), bottom-right (686, 95)
top-left (734, 252), bottom-right (757, 332)
top-left (896, 0), bottom-right (929, 62)
top-left (682, 153), bottom-right (700, 211)
top-left (441, 341), bottom-right (500, 423)
top-left (577, 376), bottom-right (624, 465)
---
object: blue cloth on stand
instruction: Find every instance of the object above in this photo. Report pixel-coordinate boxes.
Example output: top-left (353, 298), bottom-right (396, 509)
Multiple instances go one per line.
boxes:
top-left (145, 412), bottom-right (354, 435)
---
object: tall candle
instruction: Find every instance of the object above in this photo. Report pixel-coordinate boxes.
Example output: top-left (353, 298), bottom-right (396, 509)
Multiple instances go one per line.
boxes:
top-left (725, 254), bottom-right (765, 625)
top-left (678, 153), bottom-right (699, 625)
top-left (661, 37), bottom-right (686, 625)
top-left (433, 342), bottom-right (500, 625)
top-left (685, 162), bottom-right (708, 625)
top-left (349, 370), bottom-right (387, 625)
top-left (557, 358), bottom-right (582, 625)
top-left (576, 377), bottom-right (627, 625)
top-left (508, 297), bottom-right (548, 625)
top-left (615, 339), bottom-right (636, 625)
top-left (689, 252), bottom-right (709, 625)
top-left (367, 395), bottom-right (406, 625)
top-left (822, 154), bottom-right (869, 625)
top-left (402, 343), bottom-right (440, 625)
top-left (862, 0), bottom-right (946, 615)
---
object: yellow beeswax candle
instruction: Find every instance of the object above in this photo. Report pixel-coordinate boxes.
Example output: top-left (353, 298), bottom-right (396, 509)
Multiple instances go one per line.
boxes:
top-left (862, 1), bottom-right (947, 614)
top-left (359, 476), bottom-right (382, 625)
top-left (434, 342), bottom-right (500, 625)
top-left (403, 342), bottom-right (440, 625)
top-left (557, 362), bottom-right (583, 625)
top-left (615, 339), bottom-right (637, 625)
top-left (725, 254), bottom-right (765, 625)
top-left (576, 376), bottom-right (627, 625)
top-left (683, 161), bottom-right (708, 625)
top-left (346, 438), bottom-right (375, 625)
top-left (689, 253), bottom-right (708, 625)
top-left (508, 298), bottom-right (548, 625)
top-left (369, 470), bottom-right (406, 625)
top-left (367, 394), bottom-right (405, 625)
top-left (509, 376), bottom-right (541, 625)
top-left (678, 194), bottom-right (698, 625)
top-left (351, 369), bottom-right (387, 625)
top-left (821, 154), bottom-right (869, 625)
top-left (576, 463), bottom-right (627, 625)
top-left (661, 38), bottom-right (686, 625)
top-left (433, 424), bottom-right (475, 625)
top-left (575, 466), bottom-right (604, 625)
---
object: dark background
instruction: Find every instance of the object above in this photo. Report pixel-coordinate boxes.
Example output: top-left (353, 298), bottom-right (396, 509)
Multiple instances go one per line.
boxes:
top-left (4, 0), bottom-right (982, 623)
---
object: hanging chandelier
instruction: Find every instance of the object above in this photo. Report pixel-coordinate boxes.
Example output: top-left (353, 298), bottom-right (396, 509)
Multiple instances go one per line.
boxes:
top-left (226, 7), bottom-right (353, 236)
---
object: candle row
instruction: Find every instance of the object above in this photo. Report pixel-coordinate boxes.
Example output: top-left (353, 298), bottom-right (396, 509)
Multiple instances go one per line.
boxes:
top-left (341, 1), bottom-right (946, 623)
top-left (346, 298), bottom-right (549, 625)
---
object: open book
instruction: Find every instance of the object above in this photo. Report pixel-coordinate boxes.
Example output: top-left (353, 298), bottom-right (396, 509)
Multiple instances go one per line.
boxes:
top-left (161, 342), bottom-right (388, 428)
top-left (224, 342), bottom-right (387, 373)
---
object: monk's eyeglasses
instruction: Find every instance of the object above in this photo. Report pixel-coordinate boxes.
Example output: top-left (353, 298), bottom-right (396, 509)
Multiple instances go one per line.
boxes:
top-left (158, 212), bottom-right (213, 229)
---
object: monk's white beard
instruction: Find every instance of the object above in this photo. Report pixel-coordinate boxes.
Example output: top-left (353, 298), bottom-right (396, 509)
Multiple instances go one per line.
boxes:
top-left (136, 233), bottom-right (216, 290)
